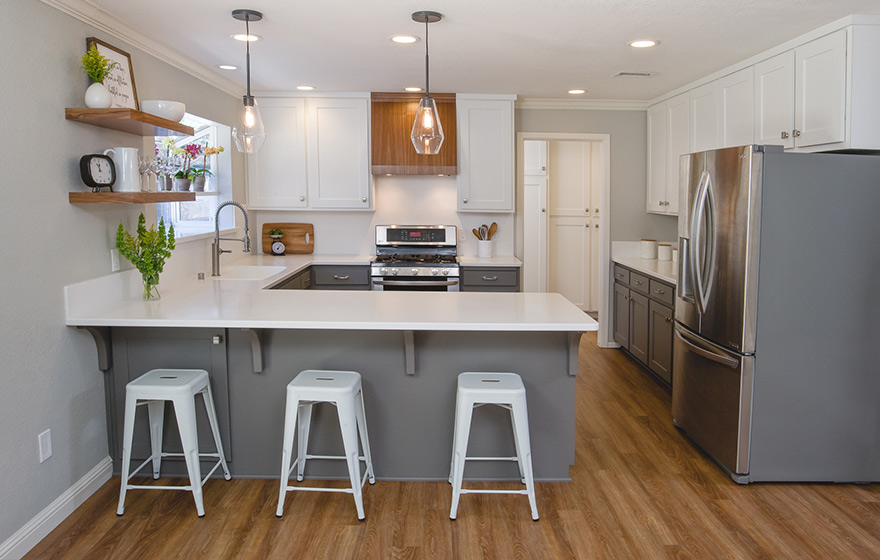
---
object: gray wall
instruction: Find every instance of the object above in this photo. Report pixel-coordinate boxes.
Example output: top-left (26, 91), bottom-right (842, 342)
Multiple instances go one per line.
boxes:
top-left (0, 0), bottom-right (240, 546)
top-left (515, 108), bottom-right (677, 245)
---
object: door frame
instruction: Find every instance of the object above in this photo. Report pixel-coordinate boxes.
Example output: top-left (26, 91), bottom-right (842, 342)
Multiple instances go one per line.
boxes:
top-left (516, 132), bottom-right (611, 347)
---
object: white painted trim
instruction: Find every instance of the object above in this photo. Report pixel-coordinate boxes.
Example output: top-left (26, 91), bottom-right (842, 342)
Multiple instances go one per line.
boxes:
top-left (0, 457), bottom-right (113, 560)
top-left (516, 132), bottom-right (613, 348)
top-left (457, 93), bottom-right (518, 101)
top-left (41, 0), bottom-right (241, 98)
top-left (516, 99), bottom-right (649, 111)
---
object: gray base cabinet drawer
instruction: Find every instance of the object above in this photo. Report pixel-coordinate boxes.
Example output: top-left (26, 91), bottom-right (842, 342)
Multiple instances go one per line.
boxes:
top-left (271, 269), bottom-right (311, 290)
top-left (311, 265), bottom-right (370, 290)
top-left (613, 265), bottom-right (630, 285)
top-left (649, 278), bottom-right (674, 306)
top-left (629, 271), bottom-right (650, 294)
top-left (461, 267), bottom-right (520, 292)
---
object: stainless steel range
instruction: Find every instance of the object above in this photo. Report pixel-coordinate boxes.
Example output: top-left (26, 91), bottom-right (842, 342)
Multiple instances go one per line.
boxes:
top-left (371, 225), bottom-right (459, 291)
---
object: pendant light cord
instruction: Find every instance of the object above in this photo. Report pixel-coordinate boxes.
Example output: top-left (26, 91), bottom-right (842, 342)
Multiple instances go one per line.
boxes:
top-left (245, 16), bottom-right (252, 98)
top-left (424, 17), bottom-right (430, 97)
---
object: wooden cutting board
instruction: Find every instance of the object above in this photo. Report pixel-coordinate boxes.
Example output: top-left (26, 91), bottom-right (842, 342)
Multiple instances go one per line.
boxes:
top-left (261, 223), bottom-right (314, 254)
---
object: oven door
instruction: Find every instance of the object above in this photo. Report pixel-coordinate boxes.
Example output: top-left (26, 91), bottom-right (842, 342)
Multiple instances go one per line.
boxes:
top-left (372, 276), bottom-right (459, 291)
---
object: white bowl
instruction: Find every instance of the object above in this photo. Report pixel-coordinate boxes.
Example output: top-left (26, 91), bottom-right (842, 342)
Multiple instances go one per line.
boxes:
top-left (140, 100), bottom-right (186, 122)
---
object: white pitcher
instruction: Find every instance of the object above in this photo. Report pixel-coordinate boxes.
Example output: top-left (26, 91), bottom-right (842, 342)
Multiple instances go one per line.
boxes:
top-left (104, 147), bottom-right (140, 192)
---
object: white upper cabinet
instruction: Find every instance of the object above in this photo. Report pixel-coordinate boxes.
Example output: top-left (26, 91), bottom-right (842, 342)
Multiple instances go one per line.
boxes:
top-left (457, 95), bottom-right (515, 212)
top-left (646, 102), bottom-right (668, 213)
top-left (755, 30), bottom-right (846, 149)
top-left (246, 98), bottom-right (308, 209)
top-left (246, 95), bottom-right (372, 211)
top-left (647, 92), bottom-right (689, 216)
top-left (306, 96), bottom-right (372, 209)
top-left (523, 139), bottom-right (547, 176)
top-left (689, 82), bottom-right (719, 153)
top-left (717, 67), bottom-right (754, 148)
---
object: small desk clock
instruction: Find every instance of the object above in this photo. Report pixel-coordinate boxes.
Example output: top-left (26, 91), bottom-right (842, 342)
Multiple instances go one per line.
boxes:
top-left (79, 154), bottom-right (116, 192)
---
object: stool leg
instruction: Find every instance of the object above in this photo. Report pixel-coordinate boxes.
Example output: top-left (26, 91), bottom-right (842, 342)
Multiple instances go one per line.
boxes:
top-left (511, 397), bottom-right (538, 521)
top-left (116, 393), bottom-right (138, 516)
top-left (172, 395), bottom-right (205, 517)
top-left (448, 389), bottom-right (462, 484)
top-left (449, 398), bottom-right (474, 520)
top-left (200, 386), bottom-right (231, 480)
top-left (337, 397), bottom-right (365, 520)
top-left (508, 406), bottom-right (526, 484)
top-left (355, 390), bottom-right (375, 484)
top-left (146, 400), bottom-right (165, 479)
top-left (296, 402), bottom-right (313, 482)
top-left (276, 393), bottom-right (299, 517)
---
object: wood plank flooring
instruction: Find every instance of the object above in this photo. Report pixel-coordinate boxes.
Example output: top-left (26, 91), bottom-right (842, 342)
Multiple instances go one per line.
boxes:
top-left (25, 332), bottom-right (880, 559)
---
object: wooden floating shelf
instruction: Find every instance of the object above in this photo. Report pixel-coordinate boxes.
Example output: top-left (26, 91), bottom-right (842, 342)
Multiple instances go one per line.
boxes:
top-left (69, 191), bottom-right (196, 204)
top-left (65, 108), bottom-right (195, 137)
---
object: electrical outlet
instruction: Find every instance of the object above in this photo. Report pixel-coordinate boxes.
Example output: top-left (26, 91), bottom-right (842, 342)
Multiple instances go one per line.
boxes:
top-left (38, 430), bottom-right (52, 463)
top-left (110, 248), bottom-right (121, 272)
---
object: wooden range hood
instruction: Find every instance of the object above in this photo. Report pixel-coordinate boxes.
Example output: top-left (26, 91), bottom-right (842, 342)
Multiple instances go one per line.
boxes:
top-left (371, 92), bottom-right (456, 175)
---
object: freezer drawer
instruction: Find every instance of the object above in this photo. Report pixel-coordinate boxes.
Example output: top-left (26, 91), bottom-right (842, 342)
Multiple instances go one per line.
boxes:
top-left (672, 324), bottom-right (754, 479)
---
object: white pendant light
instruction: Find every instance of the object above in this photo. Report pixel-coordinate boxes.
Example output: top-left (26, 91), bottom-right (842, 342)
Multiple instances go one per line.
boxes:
top-left (232, 9), bottom-right (266, 153)
top-left (410, 11), bottom-right (444, 155)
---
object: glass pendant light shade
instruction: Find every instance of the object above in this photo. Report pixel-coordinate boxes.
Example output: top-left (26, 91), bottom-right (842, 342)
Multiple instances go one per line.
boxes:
top-left (233, 96), bottom-right (265, 153)
top-left (411, 95), bottom-right (444, 154)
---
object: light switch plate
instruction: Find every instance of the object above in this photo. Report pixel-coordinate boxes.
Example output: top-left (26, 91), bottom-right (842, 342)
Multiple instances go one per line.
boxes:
top-left (110, 249), bottom-right (120, 272)
top-left (38, 429), bottom-right (52, 463)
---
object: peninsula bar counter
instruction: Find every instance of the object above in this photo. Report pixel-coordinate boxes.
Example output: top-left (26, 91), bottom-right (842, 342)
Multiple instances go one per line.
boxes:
top-left (65, 262), bottom-right (597, 481)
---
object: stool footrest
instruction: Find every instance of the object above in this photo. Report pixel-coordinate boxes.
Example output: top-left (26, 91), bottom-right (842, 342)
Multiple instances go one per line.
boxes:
top-left (284, 469), bottom-right (371, 493)
top-left (461, 488), bottom-right (529, 495)
top-left (463, 456), bottom-right (519, 462)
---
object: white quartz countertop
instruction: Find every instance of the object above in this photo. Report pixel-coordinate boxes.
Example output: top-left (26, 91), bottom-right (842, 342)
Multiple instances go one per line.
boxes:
top-left (65, 254), bottom-right (594, 332)
top-left (459, 256), bottom-right (522, 267)
top-left (612, 257), bottom-right (677, 285)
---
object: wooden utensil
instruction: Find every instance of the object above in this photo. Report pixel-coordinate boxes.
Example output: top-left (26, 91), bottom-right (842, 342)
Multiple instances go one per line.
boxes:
top-left (473, 228), bottom-right (483, 240)
top-left (488, 222), bottom-right (498, 240)
top-left (479, 225), bottom-right (489, 240)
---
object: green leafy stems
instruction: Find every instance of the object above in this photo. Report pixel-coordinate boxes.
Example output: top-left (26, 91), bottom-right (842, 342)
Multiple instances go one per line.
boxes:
top-left (80, 45), bottom-right (119, 83)
top-left (116, 214), bottom-right (176, 300)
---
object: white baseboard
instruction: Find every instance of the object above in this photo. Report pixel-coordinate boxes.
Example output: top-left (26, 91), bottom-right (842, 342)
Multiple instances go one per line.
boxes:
top-left (0, 456), bottom-right (113, 560)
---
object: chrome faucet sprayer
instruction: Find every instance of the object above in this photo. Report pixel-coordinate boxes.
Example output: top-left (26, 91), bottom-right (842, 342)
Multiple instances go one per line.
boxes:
top-left (212, 200), bottom-right (250, 276)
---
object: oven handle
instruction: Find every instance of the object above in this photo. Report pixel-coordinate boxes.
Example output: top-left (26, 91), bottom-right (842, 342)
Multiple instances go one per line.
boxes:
top-left (372, 279), bottom-right (459, 287)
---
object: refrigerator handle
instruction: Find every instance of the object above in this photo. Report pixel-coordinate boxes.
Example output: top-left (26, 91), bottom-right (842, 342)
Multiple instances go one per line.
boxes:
top-left (675, 327), bottom-right (740, 369)
top-left (691, 171), bottom-right (710, 314)
top-left (678, 237), bottom-right (694, 303)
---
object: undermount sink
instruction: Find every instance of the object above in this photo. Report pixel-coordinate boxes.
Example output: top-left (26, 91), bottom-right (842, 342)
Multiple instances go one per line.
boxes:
top-left (215, 265), bottom-right (287, 280)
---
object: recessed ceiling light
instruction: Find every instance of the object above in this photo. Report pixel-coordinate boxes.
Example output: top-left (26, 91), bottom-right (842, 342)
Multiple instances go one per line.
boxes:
top-left (568, 89), bottom-right (586, 95)
top-left (404, 87), bottom-right (423, 92)
top-left (391, 35), bottom-right (419, 44)
top-left (219, 64), bottom-right (237, 70)
top-left (231, 33), bottom-right (261, 42)
top-left (630, 39), bottom-right (659, 48)
top-left (297, 85), bottom-right (315, 91)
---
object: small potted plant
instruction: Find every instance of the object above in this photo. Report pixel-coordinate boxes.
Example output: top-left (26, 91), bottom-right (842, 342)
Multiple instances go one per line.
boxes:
top-left (80, 45), bottom-right (118, 108)
top-left (171, 143), bottom-right (203, 191)
top-left (116, 213), bottom-right (176, 300)
top-left (190, 144), bottom-right (224, 191)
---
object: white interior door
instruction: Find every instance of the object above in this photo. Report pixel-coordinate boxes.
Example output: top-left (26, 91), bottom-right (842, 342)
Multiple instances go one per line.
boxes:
top-left (523, 171), bottom-right (547, 292)
top-left (549, 216), bottom-right (590, 309)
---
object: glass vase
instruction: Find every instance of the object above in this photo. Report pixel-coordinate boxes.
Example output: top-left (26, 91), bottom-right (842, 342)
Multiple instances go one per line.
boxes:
top-left (142, 272), bottom-right (160, 301)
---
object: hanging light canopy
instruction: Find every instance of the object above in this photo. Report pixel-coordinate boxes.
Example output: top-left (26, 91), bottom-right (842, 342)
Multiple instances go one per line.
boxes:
top-left (410, 11), bottom-right (444, 155)
top-left (232, 9), bottom-right (266, 153)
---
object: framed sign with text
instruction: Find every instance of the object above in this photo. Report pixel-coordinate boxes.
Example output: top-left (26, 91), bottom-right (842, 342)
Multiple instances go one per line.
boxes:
top-left (86, 37), bottom-right (139, 110)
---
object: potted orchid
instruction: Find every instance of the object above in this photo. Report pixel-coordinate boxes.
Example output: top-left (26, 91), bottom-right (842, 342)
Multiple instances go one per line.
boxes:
top-left (190, 144), bottom-right (224, 191)
top-left (171, 143), bottom-right (203, 191)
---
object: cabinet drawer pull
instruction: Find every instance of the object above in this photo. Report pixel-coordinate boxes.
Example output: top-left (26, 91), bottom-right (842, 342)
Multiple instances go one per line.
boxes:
top-left (616, 272), bottom-right (624, 278)
top-left (333, 275), bottom-right (350, 281)
top-left (634, 279), bottom-right (643, 285)
top-left (654, 288), bottom-right (666, 295)
top-left (482, 276), bottom-right (498, 281)
top-left (792, 129), bottom-right (801, 138)
top-left (780, 131), bottom-right (789, 140)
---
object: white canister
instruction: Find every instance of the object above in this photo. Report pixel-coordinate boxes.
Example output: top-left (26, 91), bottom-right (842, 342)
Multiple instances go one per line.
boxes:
top-left (658, 243), bottom-right (672, 261)
top-left (640, 239), bottom-right (658, 259)
top-left (104, 147), bottom-right (140, 192)
top-left (672, 247), bottom-right (679, 263)
top-left (477, 240), bottom-right (493, 258)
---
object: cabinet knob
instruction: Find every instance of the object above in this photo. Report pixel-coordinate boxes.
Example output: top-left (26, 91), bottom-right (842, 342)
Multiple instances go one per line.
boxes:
top-left (300, 196), bottom-right (305, 202)
top-left (212, 335), bottom-right (222, 345)
top-left (781, 131), bottom-right (789, 140)
top-left (792, 129), bottom-right (801, 138)
top-left (655, 288), bottom-right (665, 295)
top-left (462, 198), bottom-right (468, 204)
top-left (595, 223), bottom-right (599, 228)
top-left (542, 208), bottom-right (546, 213)
top-left (541, 166), bottom-right (546, 171)
top-left (594, 208), bottom-right (599, 214)
top-left (362, 197), bottom-right (367, 203)
top-left (665, 316), bottom-right (672, 323)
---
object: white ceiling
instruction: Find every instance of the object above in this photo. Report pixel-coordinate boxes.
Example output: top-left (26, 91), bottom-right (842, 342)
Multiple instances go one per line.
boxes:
top-left (74, 0), bottom-right (880, 101)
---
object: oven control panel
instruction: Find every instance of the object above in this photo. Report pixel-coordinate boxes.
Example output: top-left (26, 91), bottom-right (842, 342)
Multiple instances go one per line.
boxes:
top-left (370, 265), bottom-right (459, 278)
top-left (376, 225), bottom-right (457, 246)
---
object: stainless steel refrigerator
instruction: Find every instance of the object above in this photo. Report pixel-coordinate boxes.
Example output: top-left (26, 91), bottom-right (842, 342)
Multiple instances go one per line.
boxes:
top-left (673, 144), bottom-right (880, 484)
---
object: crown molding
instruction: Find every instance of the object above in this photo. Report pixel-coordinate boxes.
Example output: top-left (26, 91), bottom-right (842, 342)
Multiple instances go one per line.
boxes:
top-left (516, 98), bottom-right (649, 111)
top-left (42, 0), bottom-right (241, 98)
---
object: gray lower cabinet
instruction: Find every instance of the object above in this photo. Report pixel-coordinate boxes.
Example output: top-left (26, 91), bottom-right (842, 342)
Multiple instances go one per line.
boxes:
top-left (612, 263), bottom-right (675, 385)
top-left (461, 267), bottom-right (520, 292)
top-left (271, 268), bottom-right (312, 290)
top-left (311, 265), bottom-right (370, 290)
top-left (107, 327), bottom-right (231, 475)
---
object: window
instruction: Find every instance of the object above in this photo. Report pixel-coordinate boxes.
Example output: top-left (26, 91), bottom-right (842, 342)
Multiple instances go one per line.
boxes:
top-left (155, 114), bottom-right (234, 238)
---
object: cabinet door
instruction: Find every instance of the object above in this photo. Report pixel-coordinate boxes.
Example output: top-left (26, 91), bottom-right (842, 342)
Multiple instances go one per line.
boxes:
top-left (523, 140), bottom-right (547, 175)
top-left (754, 51), bottom-right (795, 148)
top-left (646, 101), bottom-right (668, 214)
top-left (718, 67), bottom-right (754, 148)
top-left (548, 216), bottom-right (590, 310)
top-left (690, 81), bottom-right (719, 152)
top-left (648, 300), bottom-right (674, 383)
top-left (612, 282), bottom-right (630, 348)
top-left (307, 97), bottom-right (372, 209)
top-left (665, 92), bottom-right (690, 216)
top-left (246, 98), bottom-right (307, 209)
top-left (457, 96), bottom-right (514, 212)
top-left (795, 29), bottom-right (846, 148)
top-left (549, 140), bottom-right (593, 217)
top-left (629, 291), bottom-right (649, 365)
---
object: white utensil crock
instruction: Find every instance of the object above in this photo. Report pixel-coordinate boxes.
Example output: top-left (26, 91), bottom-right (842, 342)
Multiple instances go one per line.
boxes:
top-left (104, 147), bottom-right (140, 192)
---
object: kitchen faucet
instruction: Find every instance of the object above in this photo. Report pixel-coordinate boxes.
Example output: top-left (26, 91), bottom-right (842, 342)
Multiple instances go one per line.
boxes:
top-left (212, 201), bottom-right (250, 276)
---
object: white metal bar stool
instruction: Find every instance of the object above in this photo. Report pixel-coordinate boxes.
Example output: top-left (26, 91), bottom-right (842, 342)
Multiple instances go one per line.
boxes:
top-left (449, 372), bottom-right (539, 521)
top-left (276, 369), bottom-right (375, 520)
top-left (117, 368), bottom-right (231, 517)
